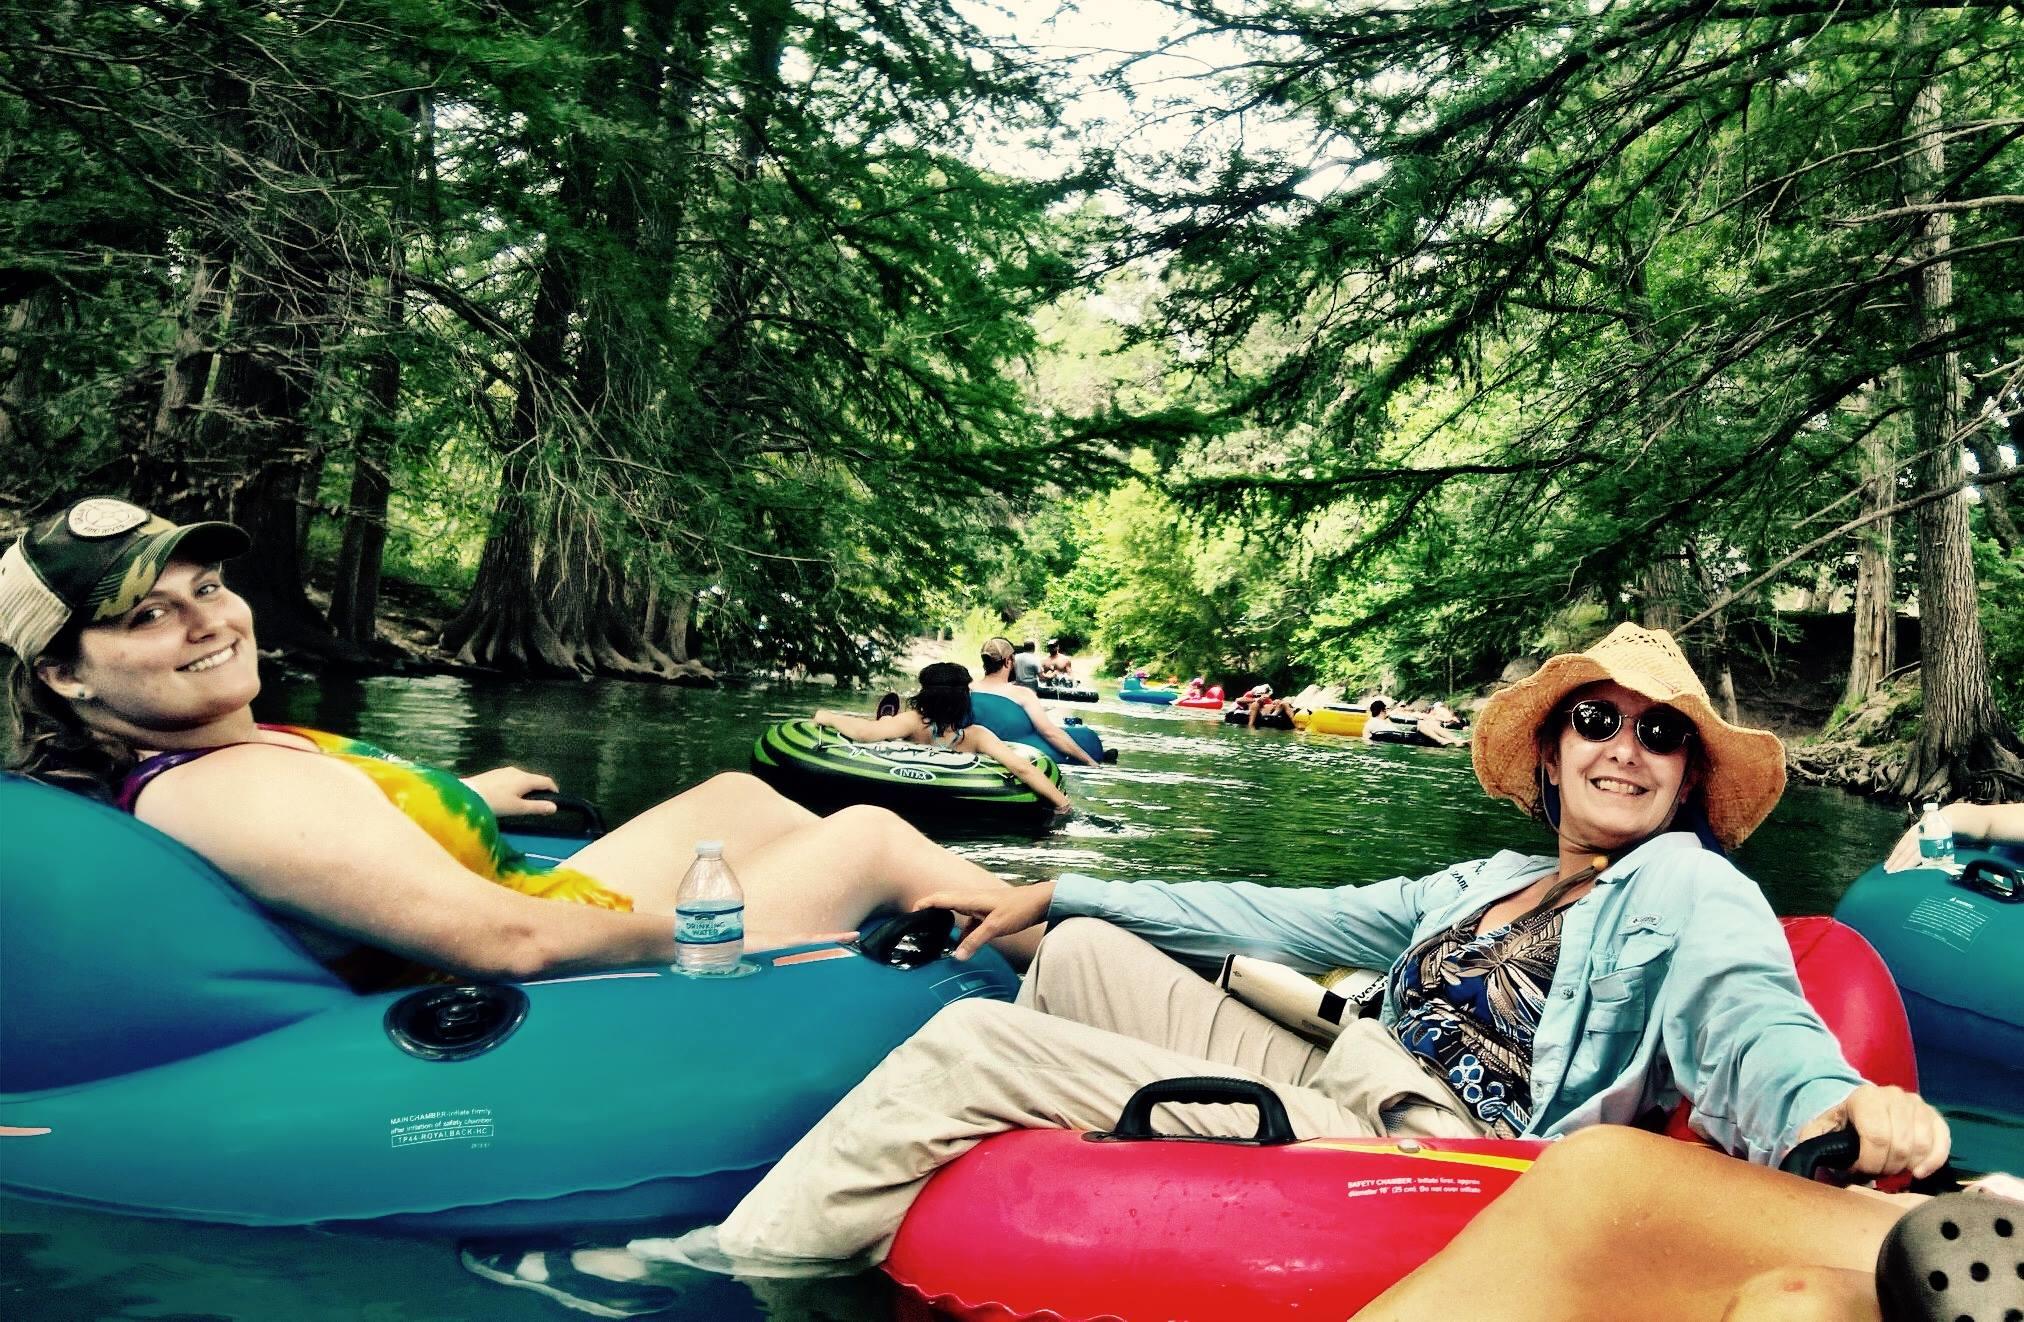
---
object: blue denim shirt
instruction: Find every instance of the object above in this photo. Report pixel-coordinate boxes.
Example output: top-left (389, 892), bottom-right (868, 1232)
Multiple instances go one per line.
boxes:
top-left (1049, 832), bottom-right (1863, 1164)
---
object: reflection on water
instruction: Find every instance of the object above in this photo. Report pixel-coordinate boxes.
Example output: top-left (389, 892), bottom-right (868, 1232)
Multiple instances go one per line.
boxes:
top-left (2, 672), bottom-right (1908, 1319)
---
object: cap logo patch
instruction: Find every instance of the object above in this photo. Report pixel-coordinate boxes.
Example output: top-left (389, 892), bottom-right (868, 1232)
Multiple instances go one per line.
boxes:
top-left (68, 499), bottom-right (150, 539)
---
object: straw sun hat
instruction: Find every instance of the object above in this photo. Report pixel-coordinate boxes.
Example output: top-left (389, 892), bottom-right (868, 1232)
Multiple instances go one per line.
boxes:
top-left (1471, 623), bottom-right (1787, 849)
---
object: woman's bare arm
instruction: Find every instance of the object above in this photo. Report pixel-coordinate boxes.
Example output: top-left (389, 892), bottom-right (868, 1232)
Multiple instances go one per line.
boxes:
top-left (1884, 801), bottom-right (2024, 870)
top-left (961, 726), bottom-right (1071, 810)
top-left (812, 708), bottom-right (923, 742)
top-left (135, 745), bottom-right (678, 980)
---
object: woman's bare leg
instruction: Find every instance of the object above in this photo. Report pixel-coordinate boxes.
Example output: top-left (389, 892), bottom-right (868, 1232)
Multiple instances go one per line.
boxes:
top-left (1354, 1126), bottom-right (1902, 1322)
top-left (567, 772), bottom-right (820, 894)
top-left (728, 803), bottom-right (1043, 966)
top-left (570, 775), bottom-right (1041, 965)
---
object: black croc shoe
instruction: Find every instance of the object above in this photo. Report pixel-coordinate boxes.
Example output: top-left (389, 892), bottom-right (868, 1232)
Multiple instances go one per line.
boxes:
top-left (1876, 1192), bottom-right (2022, 1322)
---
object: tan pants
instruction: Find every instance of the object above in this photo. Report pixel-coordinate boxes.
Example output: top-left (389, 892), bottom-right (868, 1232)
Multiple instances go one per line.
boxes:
top-left (632, 918), bottom-right (1485, 1276)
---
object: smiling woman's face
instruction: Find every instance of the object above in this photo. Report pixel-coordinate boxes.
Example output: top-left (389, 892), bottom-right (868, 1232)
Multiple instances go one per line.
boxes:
top-left (47, 558), bottom-right (260, 736)
top-left (1543, 680), bottom-right (1700, 852)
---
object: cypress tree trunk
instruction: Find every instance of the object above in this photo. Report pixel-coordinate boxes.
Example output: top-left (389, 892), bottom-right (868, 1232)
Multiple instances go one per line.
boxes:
top-left (439, 224), bottom-right (587, 675)
top-left (1840, 397), bottom-right (1896, 712)
top-left (1639, 555), bottom-right (1690, 634)
top-left (328, 424), bottom-right (393, 646)
top-left (1892, 67), bottom-right (2023, 801)
top-left (644, 579), bottom-right (694, 666)
top-left (329, 130), bottom-right (414, 648)
top-left (0, 288), bottom-right (60, 462)
top-left (146, 248), bottom-right (226, 451)
top-left (441, 452), bottom-right (585, 675)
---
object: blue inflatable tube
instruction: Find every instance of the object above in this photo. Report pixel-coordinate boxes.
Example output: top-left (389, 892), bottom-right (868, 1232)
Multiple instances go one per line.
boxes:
top-left (969, 690), bottom-right (1107, 764)
top-left (1833, 847), bottom-right (2023, 1175)
top-left (1118, 676), bottom-right (1179, 705)
top-left (0, 774), bottom-right (1017, 1233)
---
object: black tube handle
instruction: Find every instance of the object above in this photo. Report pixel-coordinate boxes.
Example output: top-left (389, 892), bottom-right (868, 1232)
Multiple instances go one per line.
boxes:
top-left (511, 789), bottom-right (608, 838)
top-left (1780, 1128), bottom-right (1861, 1183)
top-left (1959, 856), bottom-right (2021, 902)
top-left (1087, 1076), bottom-right (1298, 1146)
top-left (853, 908), bottom-right (956, 969)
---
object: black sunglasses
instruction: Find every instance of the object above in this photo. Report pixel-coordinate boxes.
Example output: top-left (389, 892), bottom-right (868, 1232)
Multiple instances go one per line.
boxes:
top-left (1562, 698), bottom-right (1696, 757)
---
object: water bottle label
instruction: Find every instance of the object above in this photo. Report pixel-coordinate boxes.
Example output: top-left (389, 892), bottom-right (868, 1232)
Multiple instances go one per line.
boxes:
top-left (677, 905), bottom-right (744, 945)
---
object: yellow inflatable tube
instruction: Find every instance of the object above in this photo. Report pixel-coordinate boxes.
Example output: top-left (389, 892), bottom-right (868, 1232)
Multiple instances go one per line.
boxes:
top-left (1293, 706), bottom-right (1370, 737)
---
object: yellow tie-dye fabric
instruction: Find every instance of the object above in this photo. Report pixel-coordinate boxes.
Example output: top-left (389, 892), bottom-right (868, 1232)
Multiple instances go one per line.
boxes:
top-left (272, 726), bottom-right (631, 911)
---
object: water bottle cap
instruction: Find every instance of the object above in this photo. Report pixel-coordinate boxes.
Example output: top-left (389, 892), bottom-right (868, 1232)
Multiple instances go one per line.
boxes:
top-left (694, 840), bottom-right (724, 858)
top-left (1923, 802), bottom-right (1940, 814)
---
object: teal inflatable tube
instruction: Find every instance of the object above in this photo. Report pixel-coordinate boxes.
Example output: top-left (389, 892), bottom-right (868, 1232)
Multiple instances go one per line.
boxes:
top-left (969, 690), bottom-right (1107, 764)
top-left (0, 774), bottom-right (1017, 1233)
top-left (1833, 848), bottom-right (2023, 1175)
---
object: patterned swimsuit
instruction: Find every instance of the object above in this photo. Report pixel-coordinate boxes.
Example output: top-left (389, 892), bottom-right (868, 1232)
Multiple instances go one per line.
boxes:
top-left (118, 725), bottom-right (631, 989)
top-left (1390, 902), bottom-right (1567, 1137)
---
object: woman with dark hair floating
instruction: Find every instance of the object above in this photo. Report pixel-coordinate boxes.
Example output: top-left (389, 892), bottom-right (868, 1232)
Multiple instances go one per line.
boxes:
top-left (812, 661), bottom-right (1071, 815)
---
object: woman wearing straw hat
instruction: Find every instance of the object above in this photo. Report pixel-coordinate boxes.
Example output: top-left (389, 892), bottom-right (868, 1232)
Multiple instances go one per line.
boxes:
top-left (630, 622), bottom-right (1949, 1282)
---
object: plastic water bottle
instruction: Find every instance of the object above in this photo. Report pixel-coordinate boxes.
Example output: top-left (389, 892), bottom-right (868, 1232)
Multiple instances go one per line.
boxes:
top-left (1916, 803), bottom-right (1958, 873)
top-left (675, 841), bottom-right (748, 975)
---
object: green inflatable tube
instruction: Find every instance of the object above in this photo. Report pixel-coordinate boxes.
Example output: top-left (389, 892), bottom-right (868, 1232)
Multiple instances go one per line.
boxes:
top-left (751, 719), bottom-right (1064, 831)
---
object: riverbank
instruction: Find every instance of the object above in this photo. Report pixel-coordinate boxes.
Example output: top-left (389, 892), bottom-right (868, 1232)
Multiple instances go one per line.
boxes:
top-left (294, 582), bottom-right (721, 687)
top-left (1785, 677), bottom-right (1925, 799)
top-left (267, 597), bottom-right (1935, 805)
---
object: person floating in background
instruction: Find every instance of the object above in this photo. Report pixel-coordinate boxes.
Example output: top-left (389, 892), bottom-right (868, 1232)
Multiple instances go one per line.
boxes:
top-left (974, 638), bottom-right (1099, 767)
top-left (1362, 698), bottom-right (1400, 740)
top-left (1235, 683), bottom-right (1291, 728)
top-left (813, 661), bottom-right (1071, 813)
top-left (1416, 701), bottom-right (1470, 747)
top-left (1042, 639), bottom-right (1074, 677)
top-left (1010, 639), bottom-right (1043, 693)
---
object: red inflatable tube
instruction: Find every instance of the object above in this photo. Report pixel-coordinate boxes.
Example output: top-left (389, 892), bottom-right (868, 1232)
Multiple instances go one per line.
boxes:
top-left (887, 1131), bottom-right (1547, 1322)
top-left (885, 917), bottom-right (1916, 1322)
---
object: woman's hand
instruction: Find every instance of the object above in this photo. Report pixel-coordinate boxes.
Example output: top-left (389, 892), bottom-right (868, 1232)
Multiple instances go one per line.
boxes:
top-left (914, 881), bottom-right (1056, 960)
top-left (1800, 1084), bottom-right (1951, 1179)
top-left (1885, 801), bottom-right (2015, 871)
top-left (1885, 810), bottom-right (1946, 872)
top-left (461, 766), bottom-right (561, 818)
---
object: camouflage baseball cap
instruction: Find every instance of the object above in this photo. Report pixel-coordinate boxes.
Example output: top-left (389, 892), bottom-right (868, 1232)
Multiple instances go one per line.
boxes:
top-left (0, 497), bottom-right (250, 660)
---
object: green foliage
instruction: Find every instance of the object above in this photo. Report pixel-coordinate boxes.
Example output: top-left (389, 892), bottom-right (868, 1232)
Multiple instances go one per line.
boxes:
top-left (1977, 537), bottom-right (2024, 726)
top-left (1120, 0), bottom-right (2023, 708)
top-left (0, 0), bottom-right (1113, 675)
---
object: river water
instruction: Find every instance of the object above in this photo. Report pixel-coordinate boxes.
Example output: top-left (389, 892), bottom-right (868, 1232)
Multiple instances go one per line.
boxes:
top-left (2, 673), bottom-right (1906, 1320)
